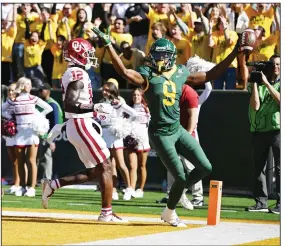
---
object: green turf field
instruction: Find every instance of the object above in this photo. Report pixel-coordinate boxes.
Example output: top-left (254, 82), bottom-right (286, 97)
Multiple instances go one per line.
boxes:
top-left (2, 185), bottom-right (280, 222)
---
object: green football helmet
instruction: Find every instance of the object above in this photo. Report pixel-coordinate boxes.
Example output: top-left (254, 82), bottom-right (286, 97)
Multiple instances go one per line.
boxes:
top-left (147, 38), bottom-right (177, 73)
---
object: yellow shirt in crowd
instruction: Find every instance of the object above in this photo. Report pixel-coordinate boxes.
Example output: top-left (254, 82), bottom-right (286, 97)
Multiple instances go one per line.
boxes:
top-left (189, 31), bottom-right (211, 61)
top-left (35, 15), bottom-right (58, 49)
top-left (249, 31), bottom-right (279, 62)
top-left (119, 49), bottom-right (145, 70)
top-left (146, 6), bottom-right (169, 45)
top-left (245, 5), bottom-right (274, 38)
top-left (2, 27), bottom-right (17, 62)
top-left (211, 31), bottom-right (238, 68)
top-left (71, 22), bottom-right (94, 40)
top-left (169, 38), bottom-right (191, 65)
top-left (15, 13), bottom-right (40, 43)
top-left (51, 44), bottom-right (68, 79)
top-left (24, 40), bottom-right (46, 67)
top-left (102, 32), bottom-right (133, 64)
top-left (54, 11), bottom-right (77, 40)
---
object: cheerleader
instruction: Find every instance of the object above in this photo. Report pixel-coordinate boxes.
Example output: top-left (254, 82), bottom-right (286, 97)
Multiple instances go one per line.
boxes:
top-left (126, 88), bottom-right (150, 198)
top-left (2, 83), bottom-right (24, 194)
top-left (98, 82), bottom-right (137, 200)
top-left (2, 77), bottom-right (53, 197)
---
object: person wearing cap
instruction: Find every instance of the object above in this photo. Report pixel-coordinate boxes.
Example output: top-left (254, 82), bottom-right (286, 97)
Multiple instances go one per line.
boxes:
top-left (169, 23), bottom-right (191, 65)
top-left (38, 83), bottom-right (63, 181)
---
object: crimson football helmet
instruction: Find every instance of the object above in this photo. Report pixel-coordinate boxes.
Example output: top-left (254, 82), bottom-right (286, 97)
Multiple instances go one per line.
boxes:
top-left (63, 38), bottom-right (98, 70)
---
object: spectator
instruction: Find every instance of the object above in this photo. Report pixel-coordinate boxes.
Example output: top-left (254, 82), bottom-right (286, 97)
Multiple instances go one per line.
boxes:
top-left (111, 4), bottom-right (133, 19)
top-left (226, 4), bottom-right (249, 34)
top-left (125, 4), bottom-right (150, 51)
top-left (38, 5), bottom-right (58, 85)
top-left (246, 54), bottom-right (280, 214)
top-left (145, 22), bottom-right (167, 55)
top-left (188, 7), bottom-right (211, 61)
top-left (101, 16), bottom-right (133, 88)
top-left (141, 4), bottom-right (171, 45)
top-left (126, 88), bottom-right (151, 198)
top-left (209, 15), bottom-right (238, 89)
top-left (169, 23), bottom-right (191, 65)
top-left (38, 83), bottom-right (63, 181)
top-left (12, 4), bottom-right (42, 80)
top-left (2, 4), bottom-right (17, 85)
top-left (174, 4), bottom-right (197, 29)
top-left (245, 4), bottom-right (275, 38)
top-left (55, 4), bottom-right (77, 41)
top-left (50, 35), bottom-right (68, 89)
top-left (71, 8), bottom-right (93, 40)
top-left (119, 41), bottom-right (145, 71)
top-left (248, 24), bottom-right (279, 62)
top-left (23, 17), bottom-right (46, 86)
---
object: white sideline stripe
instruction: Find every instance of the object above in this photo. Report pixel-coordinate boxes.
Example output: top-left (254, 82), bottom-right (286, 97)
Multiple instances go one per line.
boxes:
top-left (2, 211), bottom-right (279, 246)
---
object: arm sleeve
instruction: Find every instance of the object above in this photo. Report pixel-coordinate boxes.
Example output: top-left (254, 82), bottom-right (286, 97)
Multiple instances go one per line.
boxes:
top-left (199, 82), bottom-right (212, 105)
top-left (36, 97), bottom-right (53, 116)
top-left (114, 103), bottom-right (137, 118)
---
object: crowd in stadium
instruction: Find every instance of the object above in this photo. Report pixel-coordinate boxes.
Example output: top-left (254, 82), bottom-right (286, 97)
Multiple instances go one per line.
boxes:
top-left (2, 3), bottom-right (280, 91)
top-left (1, 3), bottom-right (281, 217)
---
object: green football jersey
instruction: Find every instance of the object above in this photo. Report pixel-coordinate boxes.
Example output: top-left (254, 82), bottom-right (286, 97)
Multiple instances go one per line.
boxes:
top-left (137, 64), bottom-right (190, 135)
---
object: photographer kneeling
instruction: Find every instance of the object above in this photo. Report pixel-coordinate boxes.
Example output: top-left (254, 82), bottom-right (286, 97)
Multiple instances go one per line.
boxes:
top-left (246, 54), bottom-right (280, 214)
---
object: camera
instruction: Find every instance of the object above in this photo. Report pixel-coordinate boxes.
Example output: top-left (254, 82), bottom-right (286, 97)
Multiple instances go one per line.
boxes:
top-left (247, 61), bottom-right (274, 84)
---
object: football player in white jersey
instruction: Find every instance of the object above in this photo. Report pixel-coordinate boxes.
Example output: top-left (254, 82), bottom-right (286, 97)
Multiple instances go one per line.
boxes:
top-left (41, 38), bottom-right (127, 223)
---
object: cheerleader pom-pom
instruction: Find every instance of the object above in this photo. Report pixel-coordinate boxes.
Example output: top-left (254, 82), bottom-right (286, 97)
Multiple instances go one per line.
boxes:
top-left (123, 135), bottom-right (138, 150)
top-left (186, 55), bottom-right (216, 74)
top-left (130, 121), bottom-right (148, 146)
top-left (1, 118), bottom-right (17, 137)
top-left (109, 117), bottom-right (132, 139)
top-left (31, 112), bottom-right (50, 137)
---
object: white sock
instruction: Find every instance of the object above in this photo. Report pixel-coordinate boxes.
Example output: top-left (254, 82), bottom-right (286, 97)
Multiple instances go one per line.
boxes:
top-left (101, 207), bottom-right (112, 216)
top-left (50, 179), bottom-right (60, 190)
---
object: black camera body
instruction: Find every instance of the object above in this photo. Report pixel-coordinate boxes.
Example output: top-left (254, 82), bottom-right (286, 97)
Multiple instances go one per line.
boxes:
top-left (247, 61), bottom-right (274, 84)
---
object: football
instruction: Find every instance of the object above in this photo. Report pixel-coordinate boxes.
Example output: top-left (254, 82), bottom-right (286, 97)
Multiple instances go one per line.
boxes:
top-left (239, 29), bottom-right (257, 55)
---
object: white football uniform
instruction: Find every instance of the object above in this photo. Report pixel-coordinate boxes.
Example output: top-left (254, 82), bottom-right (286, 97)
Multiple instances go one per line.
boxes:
top-left (2, 93), bottom-right (53, 147)
top-left (132, 104), bottom-right (151, 152)
top-left (61, 66), bottom-right (110, 166)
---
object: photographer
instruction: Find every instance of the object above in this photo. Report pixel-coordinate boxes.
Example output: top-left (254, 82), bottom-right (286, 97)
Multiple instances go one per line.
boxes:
top-left (246, 54), bottom-right (280, 214)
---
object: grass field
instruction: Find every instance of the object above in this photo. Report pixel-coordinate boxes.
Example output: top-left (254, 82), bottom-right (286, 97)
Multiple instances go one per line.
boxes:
top-left (2, 185), bottom-right (280, 222)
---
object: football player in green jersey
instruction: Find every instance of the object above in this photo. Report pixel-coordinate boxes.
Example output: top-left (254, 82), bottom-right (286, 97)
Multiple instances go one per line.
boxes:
top-left (92, 26), bottom-right (253, 227)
